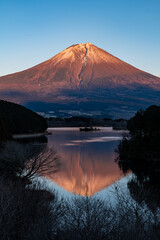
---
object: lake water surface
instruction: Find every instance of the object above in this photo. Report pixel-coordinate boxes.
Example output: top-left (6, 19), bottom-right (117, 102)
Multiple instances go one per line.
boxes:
top-left (46, 128), bottom-right (126, 195)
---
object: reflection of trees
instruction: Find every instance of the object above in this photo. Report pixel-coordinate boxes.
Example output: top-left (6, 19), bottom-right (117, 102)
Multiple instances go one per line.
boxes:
top-left (127, 178), bottom-right (160, 213)
top-left (118, 155), bottom-right (160, 212)
top-left (0, 141), bottom-right (60, 183)
top-left (0, 141), bottom-right (63, 240)
top-left (15, 135), bottom-right (48, 144)
top-left (116, 105), bottom-right (160, 211)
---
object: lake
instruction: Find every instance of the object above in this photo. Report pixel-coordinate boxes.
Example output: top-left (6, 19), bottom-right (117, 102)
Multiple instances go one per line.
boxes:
top-left (45, 127), bottom-right (126, 196)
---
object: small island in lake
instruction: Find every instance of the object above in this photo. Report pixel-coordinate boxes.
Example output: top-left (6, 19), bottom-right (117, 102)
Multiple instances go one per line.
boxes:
top-left (80, 127), bottom-right (100, 131)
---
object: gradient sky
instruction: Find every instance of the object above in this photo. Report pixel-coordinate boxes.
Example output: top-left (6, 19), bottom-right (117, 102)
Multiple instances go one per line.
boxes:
top-left (0, 0), bottom-right (160, 77)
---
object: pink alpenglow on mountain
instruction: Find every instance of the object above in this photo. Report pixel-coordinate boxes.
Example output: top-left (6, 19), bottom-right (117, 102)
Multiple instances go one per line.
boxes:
top-left (0, 43), bottom-right (160, 117)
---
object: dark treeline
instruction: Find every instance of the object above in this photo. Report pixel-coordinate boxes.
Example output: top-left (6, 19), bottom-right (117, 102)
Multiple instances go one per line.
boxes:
top-left (116, 104), bottom-right (160, 236)
top-left (117, 105), bottom-right (160, 187)
top-left (117, 105), bottom-right (160, 163)
top-left (0, 100), bottom-right (47, 136)
top-left (47, 116), bottom-right (127, 129)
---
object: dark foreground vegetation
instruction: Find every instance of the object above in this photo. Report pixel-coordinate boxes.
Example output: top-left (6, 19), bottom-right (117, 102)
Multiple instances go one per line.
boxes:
top-left (0, 142), bottom-right (63, 240)
top-left (0, 140), bottom-right (160, 239)
top-left (118, 105), bottom-right (160, 163)
top-left (0, 100), bottom-right (47, 139)
top-left (1, 104), bottom-right (160, 239)
top-left (117, 105), bottom-right (160, 193)
top-left (115, 105), bottom-right (160, 239)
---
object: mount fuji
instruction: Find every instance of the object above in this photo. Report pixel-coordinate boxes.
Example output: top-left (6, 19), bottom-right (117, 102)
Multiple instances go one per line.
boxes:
top-left (0, 43), bottom-right (160, 118)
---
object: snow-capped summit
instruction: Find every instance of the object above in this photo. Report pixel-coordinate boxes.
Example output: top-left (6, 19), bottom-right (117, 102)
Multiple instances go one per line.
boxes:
top-left (0, 43), bottom-right (160, 117)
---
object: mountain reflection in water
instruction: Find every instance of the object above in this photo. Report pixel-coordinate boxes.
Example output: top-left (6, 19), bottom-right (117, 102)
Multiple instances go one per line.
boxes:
top-left (46, 128), bottom-right (124, 195)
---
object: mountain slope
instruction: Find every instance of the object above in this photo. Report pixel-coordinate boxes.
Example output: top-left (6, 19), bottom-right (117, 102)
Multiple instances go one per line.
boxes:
top-left (0, 43), bottom-right (160, 118)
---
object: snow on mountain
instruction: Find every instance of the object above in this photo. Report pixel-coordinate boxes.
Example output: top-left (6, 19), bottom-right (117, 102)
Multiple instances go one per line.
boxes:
top-left (0, 43), bottom-right (159, 117)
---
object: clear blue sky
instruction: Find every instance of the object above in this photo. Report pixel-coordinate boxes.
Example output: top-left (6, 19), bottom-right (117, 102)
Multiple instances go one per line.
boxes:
top-left (0, 0), bottom-right (160, 76)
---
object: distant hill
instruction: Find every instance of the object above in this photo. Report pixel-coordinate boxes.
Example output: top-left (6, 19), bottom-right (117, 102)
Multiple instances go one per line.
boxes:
top-left (47, 116), bottom-right (127, 129)
top-left (0, 116), bottom-right (12, 141)
top-left (0, 43), bottom-right (160, 118)
top-left (0, 100), bottom-right (47, 134)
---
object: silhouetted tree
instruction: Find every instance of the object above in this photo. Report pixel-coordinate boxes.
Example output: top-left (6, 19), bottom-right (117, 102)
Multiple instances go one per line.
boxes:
top-left (118, 105), bottom-right (160, 163)
top-left (0, 142), bottom-right (63, 240)
top-left (127, 105), bottom-right (160, 139)
top-left (0, 142), bottom-right (60, 184)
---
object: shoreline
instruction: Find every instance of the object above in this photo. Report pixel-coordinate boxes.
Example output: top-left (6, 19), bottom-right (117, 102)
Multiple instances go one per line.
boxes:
top-left (12, 127), bottom-right (128, 139)
top-left (13, 132), bottom-right (46, 139)
top-left (47, 126), bottom-right (113, 131)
